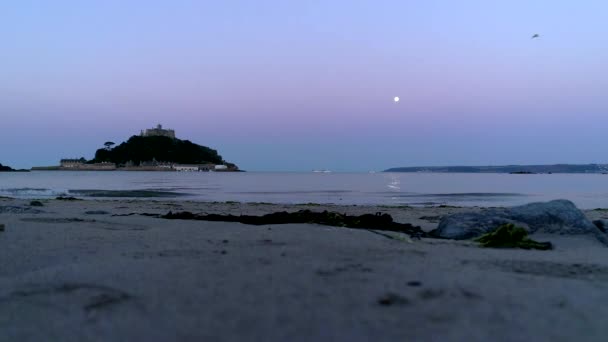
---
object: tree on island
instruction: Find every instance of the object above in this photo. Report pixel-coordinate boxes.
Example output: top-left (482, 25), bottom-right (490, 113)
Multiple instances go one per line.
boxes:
top-left (104, 141), bottom-right (115, 151)
top-left (92, 135), bottom-right (225, 166)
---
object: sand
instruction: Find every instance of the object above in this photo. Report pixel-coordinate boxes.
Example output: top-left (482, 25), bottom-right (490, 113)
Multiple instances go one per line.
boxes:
top-left (2, 197), bottom-right (608, 341)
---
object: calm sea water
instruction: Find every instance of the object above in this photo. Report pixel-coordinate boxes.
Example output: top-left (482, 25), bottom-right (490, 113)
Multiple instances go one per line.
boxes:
top-left (2, 171), bottom-right (608, 209)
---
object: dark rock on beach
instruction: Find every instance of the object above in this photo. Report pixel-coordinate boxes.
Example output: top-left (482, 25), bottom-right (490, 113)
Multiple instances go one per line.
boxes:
top-left (30, 201), bottom-right (44, 207)
top-left (593, 220), bottom-right (608, 233)
top-left (84, 210), bottom-right (111, 215)
top-left (431, 200), bottom-right (607, 244)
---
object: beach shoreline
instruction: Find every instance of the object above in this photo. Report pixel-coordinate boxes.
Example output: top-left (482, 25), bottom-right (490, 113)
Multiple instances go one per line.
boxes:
top-left (2, 197), bottom-right (608, 341)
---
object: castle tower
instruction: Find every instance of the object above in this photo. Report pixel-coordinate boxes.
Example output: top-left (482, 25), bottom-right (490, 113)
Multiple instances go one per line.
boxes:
top-left (141, 124), bottom-right (176, 139)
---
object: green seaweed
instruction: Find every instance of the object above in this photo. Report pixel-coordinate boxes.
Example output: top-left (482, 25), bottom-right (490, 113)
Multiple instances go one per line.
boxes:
top-left (475, 224), bottom-right (552, 250)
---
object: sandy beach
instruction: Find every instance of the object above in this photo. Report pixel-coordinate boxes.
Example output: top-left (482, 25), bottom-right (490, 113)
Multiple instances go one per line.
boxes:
top-left (2, 197), bottom-right (608, 341)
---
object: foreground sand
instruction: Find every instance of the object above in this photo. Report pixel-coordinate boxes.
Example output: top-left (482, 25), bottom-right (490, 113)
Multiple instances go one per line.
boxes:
top-left (2, 198), bottom-right (608, 341)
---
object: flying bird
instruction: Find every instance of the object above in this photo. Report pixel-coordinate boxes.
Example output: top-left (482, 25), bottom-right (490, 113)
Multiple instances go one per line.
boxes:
top-left (531, 34), bottom-right (540, 39)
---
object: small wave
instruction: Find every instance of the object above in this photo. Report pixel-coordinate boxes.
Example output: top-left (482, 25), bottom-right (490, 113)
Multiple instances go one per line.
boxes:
top-left (407, 202), bottom-right (444, 206)
top-left (3, 187), bottom-right (48, 192)
top-left (230, 190), bottom-right (354, 195)
top-left (69, 189), bottom-right (191, 198)
top-left (396, 192), bottom-right (526, 198)
top-left (146, 186), bottom-right (221, 191)
top-left (0, 188), bottom-right (62, 198)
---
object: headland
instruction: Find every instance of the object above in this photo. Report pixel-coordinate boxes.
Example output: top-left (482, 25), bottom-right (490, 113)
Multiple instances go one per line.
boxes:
top-left (0, 163), bottom-right (29, 172)
top-left (385, 164), bottom-right (608, 174)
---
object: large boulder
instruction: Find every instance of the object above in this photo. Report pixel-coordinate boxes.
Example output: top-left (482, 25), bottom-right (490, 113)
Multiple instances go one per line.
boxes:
top-left (431, 200), bottom-right (607, 244)
top-left (430, 208), bottom-right (512, 240)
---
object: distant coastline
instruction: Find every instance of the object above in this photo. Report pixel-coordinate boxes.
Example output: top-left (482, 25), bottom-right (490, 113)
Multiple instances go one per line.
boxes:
top-left (384, 164), bottom-right (608, 174)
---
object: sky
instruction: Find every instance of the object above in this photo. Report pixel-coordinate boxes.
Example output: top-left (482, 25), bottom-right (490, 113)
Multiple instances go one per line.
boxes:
top-left (1, 0), bottom-right (607, 171)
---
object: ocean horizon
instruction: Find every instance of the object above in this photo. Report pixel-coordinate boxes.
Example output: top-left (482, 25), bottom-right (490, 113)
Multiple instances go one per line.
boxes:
top-left (3, 170), bottom-right (608, 209)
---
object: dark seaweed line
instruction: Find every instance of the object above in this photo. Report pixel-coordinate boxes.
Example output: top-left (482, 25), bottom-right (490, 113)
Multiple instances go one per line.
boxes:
top-left (154, 210), bottom-right (427, 239)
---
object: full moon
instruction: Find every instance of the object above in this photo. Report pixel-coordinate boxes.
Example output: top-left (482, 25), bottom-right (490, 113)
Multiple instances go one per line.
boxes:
top-left (394, 96), bottom-right (400, 103)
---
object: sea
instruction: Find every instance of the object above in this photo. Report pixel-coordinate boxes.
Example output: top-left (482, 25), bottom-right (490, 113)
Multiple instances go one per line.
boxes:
top-left (2, 171), bottom-right (608, 209)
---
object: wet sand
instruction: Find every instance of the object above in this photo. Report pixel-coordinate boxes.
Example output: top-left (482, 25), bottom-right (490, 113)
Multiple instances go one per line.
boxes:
top-left (2, 198), bottom-right (608, 341)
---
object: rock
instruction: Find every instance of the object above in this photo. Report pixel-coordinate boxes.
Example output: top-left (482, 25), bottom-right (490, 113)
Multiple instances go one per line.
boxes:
top-left (431, 200), bottom-right (606, 244)
top-left (430, 208), bottom-right (512, 240)
top-left (30, 201), bottom-right (44, 207)
top-left (84, 210), bottom-right (110, 215)
top-left (594, 220), bottom-right (608, 233)
top-left (508, 200), bottom-right (597, 235)
top-left (377, 293), bottom-right (410, 306)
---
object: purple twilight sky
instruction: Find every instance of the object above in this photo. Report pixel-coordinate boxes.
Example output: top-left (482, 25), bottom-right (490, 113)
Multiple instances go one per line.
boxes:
top-left (1, 0), bottom-right (607, 171)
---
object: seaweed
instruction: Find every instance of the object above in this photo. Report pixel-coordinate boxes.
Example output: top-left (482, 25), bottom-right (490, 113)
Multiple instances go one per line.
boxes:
top-left (475, 224), bottom-right (552, 250)
top-left (56, 196), bottom-right (81, 201)
top-left (161, 210), bottom-right (427, 239)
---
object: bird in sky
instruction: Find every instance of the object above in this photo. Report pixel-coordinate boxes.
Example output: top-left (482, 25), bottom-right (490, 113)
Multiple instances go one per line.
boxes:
top-left (531, 34), bottom-right (540, 39)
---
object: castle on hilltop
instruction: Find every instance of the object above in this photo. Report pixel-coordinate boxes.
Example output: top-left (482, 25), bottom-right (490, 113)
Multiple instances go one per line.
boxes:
top-left (140, 124), bottom-right (175, 139)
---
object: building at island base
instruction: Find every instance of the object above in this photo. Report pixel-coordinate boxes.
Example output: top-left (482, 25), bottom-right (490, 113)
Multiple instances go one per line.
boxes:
top-left (34, 158), bottom-right (235, 172)
top-left (125, 159), bottom-right (217, 172)
top-left (171, 164), bottom-right (231, 172)
top-left (60, 158), bottom-right (87, 168)
top-left (53, 157), bottom-right (232, 171)
top-left (173, 165), bottom-right (201, 172)
top-left (59, 159), bottom-right (117, 170)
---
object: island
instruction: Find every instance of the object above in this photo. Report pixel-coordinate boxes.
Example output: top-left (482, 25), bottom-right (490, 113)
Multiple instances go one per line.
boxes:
top-left (384, 164), bottom-right (608, 174)
top-left (32, 124), bottom-right (240, 172)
